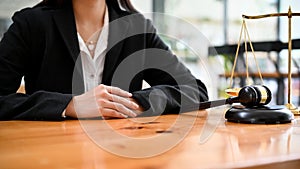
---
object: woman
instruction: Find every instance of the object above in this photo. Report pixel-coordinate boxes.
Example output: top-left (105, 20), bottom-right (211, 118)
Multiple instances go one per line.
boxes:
top-left (0, 0), bottom-right (208, 120)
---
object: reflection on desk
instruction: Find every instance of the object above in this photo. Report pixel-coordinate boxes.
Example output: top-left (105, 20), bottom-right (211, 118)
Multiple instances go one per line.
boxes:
top-left (0, 110), bottom-right (300, 169)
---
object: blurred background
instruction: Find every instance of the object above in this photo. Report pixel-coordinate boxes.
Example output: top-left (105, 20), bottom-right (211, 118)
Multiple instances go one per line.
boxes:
top-left (0, 0), bottom-right (300, 106)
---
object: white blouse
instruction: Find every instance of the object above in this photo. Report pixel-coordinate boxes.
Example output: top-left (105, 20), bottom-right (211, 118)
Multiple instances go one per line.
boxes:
top-left (62, 7), bottom-right (109, 118)
top-left (77, 7), bottom-right (109, 92)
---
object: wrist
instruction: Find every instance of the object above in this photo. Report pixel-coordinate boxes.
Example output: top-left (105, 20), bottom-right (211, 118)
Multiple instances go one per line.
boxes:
top-left (65, 98), bottom-right (77, 118)
top-left (61, 110), bottom-right (67, 118)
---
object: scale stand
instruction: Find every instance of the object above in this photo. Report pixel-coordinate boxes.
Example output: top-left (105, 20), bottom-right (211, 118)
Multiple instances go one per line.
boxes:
top-left (226, 7), bottom-right (300, 120)
top-left (242, 7), bottom-right (300, 115)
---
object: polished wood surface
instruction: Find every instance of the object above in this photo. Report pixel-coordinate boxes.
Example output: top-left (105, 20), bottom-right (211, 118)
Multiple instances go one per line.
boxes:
top-left (1, 109), bottom-right (300, 169)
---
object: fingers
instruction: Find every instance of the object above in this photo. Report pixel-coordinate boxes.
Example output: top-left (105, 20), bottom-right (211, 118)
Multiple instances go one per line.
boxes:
top-left (95, 84), bottom-right (140, 118)
top-left (109, 94), bottom-right (139, 110)
top-left (96, 85), bottom-right (139, 108)
top-left (98, 98), bottom-right (137, 117)
top-left (98, 84), bottom-right (132, 98)
top-left (101, 108), bottom-right (129, 119)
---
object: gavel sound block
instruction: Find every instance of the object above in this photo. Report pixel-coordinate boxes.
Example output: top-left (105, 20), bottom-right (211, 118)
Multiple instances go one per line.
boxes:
top-left (199, 85), bottom-right (294, 124)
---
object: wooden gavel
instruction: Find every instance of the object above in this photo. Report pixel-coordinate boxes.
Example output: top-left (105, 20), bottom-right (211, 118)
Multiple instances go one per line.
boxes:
top-left (199, 85), bottom-right (272, 110)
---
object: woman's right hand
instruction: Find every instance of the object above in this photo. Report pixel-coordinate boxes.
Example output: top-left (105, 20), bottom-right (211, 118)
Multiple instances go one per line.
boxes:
top-left (65, 84), bottom-right (140, 119)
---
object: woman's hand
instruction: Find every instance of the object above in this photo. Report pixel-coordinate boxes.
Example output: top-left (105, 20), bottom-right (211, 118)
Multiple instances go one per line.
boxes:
top-left (102, 97), bottom-right (145, 120)
top-left (65, 84), bottom-right (140, 119)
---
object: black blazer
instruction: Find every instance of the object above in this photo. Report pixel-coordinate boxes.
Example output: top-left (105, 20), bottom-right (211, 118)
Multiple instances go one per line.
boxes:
top-left (0, 0), bottom-right (208, 120)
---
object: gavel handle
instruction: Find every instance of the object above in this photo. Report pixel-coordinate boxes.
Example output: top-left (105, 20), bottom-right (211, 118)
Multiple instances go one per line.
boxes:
top-left (199, 97), bottom-right (238, 110)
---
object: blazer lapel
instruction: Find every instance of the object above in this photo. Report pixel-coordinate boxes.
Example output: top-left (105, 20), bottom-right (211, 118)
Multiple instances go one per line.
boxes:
top-left (52, 4), bottom-right (84, 94)
top-left (52, 4), bottom-right (80, 63)
top-left (51, 2), bottom-right (130, 90)
top-left (102, 7), bottom-right (129, 85)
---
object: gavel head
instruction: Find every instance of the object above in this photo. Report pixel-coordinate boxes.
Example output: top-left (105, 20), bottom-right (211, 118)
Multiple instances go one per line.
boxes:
top-left (238, 85), bottom-right (272, 107)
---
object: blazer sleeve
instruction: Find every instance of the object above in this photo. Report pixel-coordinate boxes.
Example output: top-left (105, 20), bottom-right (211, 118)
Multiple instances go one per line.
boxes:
top-left (132, 19), bottom-right (209, 116)
top-left (0, 10), bottom-right (72, 121)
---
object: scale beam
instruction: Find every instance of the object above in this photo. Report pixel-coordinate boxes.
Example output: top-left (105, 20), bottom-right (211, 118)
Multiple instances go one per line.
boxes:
top-left (242, 13), bottom-right (300, 19)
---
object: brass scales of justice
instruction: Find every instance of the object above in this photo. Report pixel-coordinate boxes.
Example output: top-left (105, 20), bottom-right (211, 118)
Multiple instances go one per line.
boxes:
top-left (225, 6), bottom-right (300, 116)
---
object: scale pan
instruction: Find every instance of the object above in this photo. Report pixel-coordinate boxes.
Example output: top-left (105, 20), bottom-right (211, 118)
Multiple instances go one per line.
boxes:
top-left (225, 88), bottom-right (241, 97)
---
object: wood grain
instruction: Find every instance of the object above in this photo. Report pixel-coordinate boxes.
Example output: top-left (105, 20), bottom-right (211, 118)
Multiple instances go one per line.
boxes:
top-left (0, 110), bottom-right (300, 169)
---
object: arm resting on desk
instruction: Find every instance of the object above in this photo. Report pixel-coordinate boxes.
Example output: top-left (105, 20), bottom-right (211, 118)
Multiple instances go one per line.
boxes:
top-left (0, 91), bottom-right (72, 121)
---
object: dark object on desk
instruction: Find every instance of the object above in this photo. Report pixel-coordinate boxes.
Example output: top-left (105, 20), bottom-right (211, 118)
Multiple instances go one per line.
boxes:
top-left (199, 85), bottom-right (271, 109)
top-left (225, 105), bottom-right (294, 124)
top-left (199, 85), bottom-right (293, 124)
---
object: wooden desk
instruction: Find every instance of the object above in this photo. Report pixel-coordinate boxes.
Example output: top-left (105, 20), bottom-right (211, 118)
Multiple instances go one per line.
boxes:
top-left (1, 110), bottom-right (300, 169)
